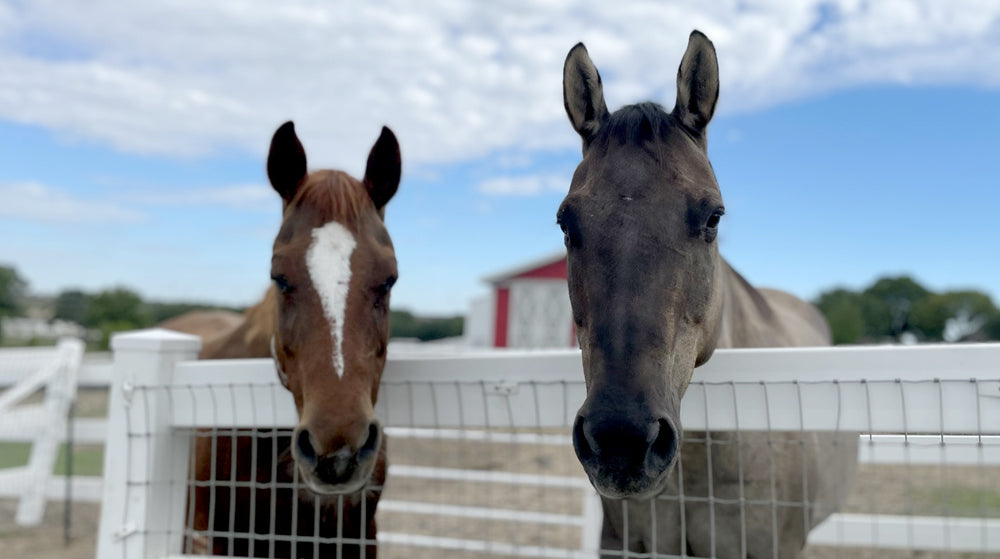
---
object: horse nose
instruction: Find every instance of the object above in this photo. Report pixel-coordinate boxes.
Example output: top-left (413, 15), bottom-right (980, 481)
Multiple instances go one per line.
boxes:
top-left (317, 446), bottom-right (354, 482)
top-left (294, 420), bottom-right (382, 486)
top-left (573, 413), bottom-right (678, 473)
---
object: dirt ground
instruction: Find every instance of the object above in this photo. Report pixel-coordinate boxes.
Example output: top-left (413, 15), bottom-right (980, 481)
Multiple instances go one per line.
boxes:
top-left (0, 498), bottom-right (99, 559)
top-left (3, 388), bottom-right (998, 558)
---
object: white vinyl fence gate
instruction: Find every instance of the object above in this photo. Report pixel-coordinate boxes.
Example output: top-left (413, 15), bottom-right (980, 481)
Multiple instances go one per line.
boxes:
top-left (0, 338), bottom-right (84, 526)
top-left (94, 329), bottom-right (1000, 558)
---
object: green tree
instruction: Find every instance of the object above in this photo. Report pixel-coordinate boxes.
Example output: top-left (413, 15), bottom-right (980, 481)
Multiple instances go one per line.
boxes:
top-left (53, 290), bottom-right (91, 324)
top-left (983, 314), bottom-right (1000, 341)
top-left (85, 288), bottom-right (153, 347)
top-left (0, 266), bottom-right (28, 318)
top-left (0, 266), bottom-right (28, 343)
top-left (855, 294), bottom-right (891, 341)
top-left (390, 309), bottom-right (464, 341)
top-left (815, 289), bottom-right (866, 344)
top-left (85, 288), bottom-right (150, 329)
top-left (862, 276), bottom-right (931, 338)
top-left (414, 316), bottom-right (464, 341)
top-left (910, 290), bottom-right (998, 341)
top-left (389, 310), bottom-right (419, 339)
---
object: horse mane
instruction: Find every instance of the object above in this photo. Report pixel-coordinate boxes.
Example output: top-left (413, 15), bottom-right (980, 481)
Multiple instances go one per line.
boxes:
top-left (599, 102), bottom-right (675, 147)
top-left (286, 170), bottom-right (373, 225)
top-left (725, 261), bottom-right (775, 321)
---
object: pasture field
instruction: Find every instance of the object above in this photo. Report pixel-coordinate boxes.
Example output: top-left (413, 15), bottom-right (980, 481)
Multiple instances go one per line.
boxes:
top-left (2, 387), bottom-right (998, 558)
top-left (0, 443), bottom-right (104, 476)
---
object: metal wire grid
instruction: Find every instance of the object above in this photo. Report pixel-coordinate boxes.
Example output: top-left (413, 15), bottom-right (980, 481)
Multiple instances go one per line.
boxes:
top-left (376, 379), bottom-right (590, 558)
top-left (119, 381), bottom-right (380, 558)
top-left (595, 378), bottom-right (1000, 559)
top-left (117, 375), bottom-right (1000, 559)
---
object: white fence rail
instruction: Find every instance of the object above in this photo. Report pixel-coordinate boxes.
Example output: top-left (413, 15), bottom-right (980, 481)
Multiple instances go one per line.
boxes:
top-left (0, 329), bottom-right (991, 557)
top-left (0, 338), bottom-right (84, 525)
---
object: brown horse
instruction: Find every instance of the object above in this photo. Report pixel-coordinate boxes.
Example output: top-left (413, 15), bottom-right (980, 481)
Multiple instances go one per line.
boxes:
top-left (168, 121), bottom-right (400, 558)
top-left (560, 32), bottom-right (857, 557)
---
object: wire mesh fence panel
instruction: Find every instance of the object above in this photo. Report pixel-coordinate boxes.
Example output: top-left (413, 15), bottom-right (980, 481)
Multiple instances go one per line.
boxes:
top-left (803, 378), bottom-right (1000, 559)
top-left (115, 378), bottom-right (592, 559)
top-left (374, 379), bottom-right (594, 559)
top-left (117, 382), bottom-right (374, 558)
top-left (95, 335), bottom-right (1000, 559)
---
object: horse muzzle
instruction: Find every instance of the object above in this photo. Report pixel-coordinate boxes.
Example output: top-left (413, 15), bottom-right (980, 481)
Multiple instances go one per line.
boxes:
top-left (573, 407), bottom-right (679, 499)
top-left (291, 419), bottom-right (382, 495)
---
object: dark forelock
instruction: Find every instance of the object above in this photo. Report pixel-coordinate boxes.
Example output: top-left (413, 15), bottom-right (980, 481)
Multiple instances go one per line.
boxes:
top-left (597, 102), bottom-right (676, 149)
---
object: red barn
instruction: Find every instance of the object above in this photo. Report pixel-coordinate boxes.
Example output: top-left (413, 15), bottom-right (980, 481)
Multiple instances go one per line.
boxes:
top-left (467, 252), bottom-right (576, 349)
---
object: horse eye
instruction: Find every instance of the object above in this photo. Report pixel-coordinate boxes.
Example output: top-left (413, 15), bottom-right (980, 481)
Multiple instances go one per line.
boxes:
top-left (373, 276), bottom-right (396, 309)
top-left (271, 274), bottom-right (293, 294)
top-left (376, 276), bottom-right (397, 297)
top-left (557, 215), bottom-right (577, 248)
top-left (706, 210), bottom-right (724, 230)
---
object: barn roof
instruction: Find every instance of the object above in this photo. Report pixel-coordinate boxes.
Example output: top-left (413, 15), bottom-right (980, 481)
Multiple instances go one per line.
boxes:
top-left (482, 250), bottom-right (567, 284)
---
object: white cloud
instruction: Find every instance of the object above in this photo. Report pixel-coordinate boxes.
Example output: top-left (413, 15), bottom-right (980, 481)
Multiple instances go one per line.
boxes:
top-left (478, 173), bottom-right (568, 196)
top-left (124, 183), bottom-right (276, 211)
top-left (0, 182), bottom-right (145, 224)
top-left (2, 0), bottom-right (1000, 168)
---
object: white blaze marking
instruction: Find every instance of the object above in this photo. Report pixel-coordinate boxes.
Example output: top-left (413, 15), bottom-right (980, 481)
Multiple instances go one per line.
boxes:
top-left (306, 222), bottom-right (357, 379)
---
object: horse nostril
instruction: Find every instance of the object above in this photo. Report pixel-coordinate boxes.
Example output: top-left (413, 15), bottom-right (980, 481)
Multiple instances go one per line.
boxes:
top-left (295, 429), bottom-right (317, 465)
top-left (358, 421), bottom-right (381, 459)
top-left (575, 413), bottom-right (673, 466)
top-left (573, 415), bottom-right (596, 459)
top-left (649, 418), bottom-right (678, 467)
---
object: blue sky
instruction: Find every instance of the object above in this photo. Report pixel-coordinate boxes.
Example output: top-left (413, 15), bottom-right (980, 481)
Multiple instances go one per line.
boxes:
top-left (2, 2), bottom-right (999, 314)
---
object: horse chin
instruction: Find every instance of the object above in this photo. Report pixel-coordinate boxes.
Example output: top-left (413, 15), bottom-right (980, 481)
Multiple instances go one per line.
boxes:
top-left (587, 464), bottom-right (674, 501)
top-left (297, 464), bottom-right (372, 496)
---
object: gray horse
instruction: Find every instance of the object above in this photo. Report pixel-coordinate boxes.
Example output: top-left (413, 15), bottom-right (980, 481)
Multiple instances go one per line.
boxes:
top-left (559, 31), bottom-right (858, 557)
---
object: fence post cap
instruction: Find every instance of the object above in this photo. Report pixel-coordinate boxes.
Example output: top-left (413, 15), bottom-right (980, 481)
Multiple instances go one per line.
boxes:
top-left (110, 328), bottom-right (202, 353)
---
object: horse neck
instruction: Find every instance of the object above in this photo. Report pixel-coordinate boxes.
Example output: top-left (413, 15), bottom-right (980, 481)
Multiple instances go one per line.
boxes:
top-left (715, 257), bottom-right (777, 349)
top-left (199, 288), bottom-right (276, 359)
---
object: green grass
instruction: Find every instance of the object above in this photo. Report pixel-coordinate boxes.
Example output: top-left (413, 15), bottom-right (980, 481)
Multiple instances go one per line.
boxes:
top-left (0, 338), bottom-right (58, 348)
top-left (0, 442), bottom-right (30, 469)
top-left (0, 442), bottom-right (104, 476)
top-left (917, 485), bottom-right (1000, 517)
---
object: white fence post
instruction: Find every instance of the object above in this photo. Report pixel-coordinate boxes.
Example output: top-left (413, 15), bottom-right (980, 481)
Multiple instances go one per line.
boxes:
top-left (96, 329), bottom-right (200, 559)
top-left (580, 488), bottom-right (604, 558)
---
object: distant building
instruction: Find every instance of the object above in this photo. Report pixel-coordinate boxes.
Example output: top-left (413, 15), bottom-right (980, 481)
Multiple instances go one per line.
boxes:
top-left (0, 317), bottom-right (93, 342)
top-left (467, 252), bottom-right (576, 349)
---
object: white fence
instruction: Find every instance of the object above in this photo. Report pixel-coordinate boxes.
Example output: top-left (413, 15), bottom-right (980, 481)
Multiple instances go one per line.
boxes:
top-left (87, 329), bottom-right (1000, 558)
top-left (3, 330), bottom-right (997, 557)
top-left (0, 339), bottom-right (84, 525)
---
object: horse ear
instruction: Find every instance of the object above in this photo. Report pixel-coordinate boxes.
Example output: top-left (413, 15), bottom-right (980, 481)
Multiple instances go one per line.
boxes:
top-left (563, 43), bottom-right (609, 148)
top-left (363, 126), bottom-right (401, 211)
top-left (267, 121), bottom-right (307, 202)
top-left (673, 30), bottom-right (719, 134)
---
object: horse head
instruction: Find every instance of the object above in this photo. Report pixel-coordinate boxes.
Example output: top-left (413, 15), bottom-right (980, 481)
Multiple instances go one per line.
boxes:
top-left (267, 121), bottom-right (400, 494)
top-left (560, 31), bottom-right (725, 499)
